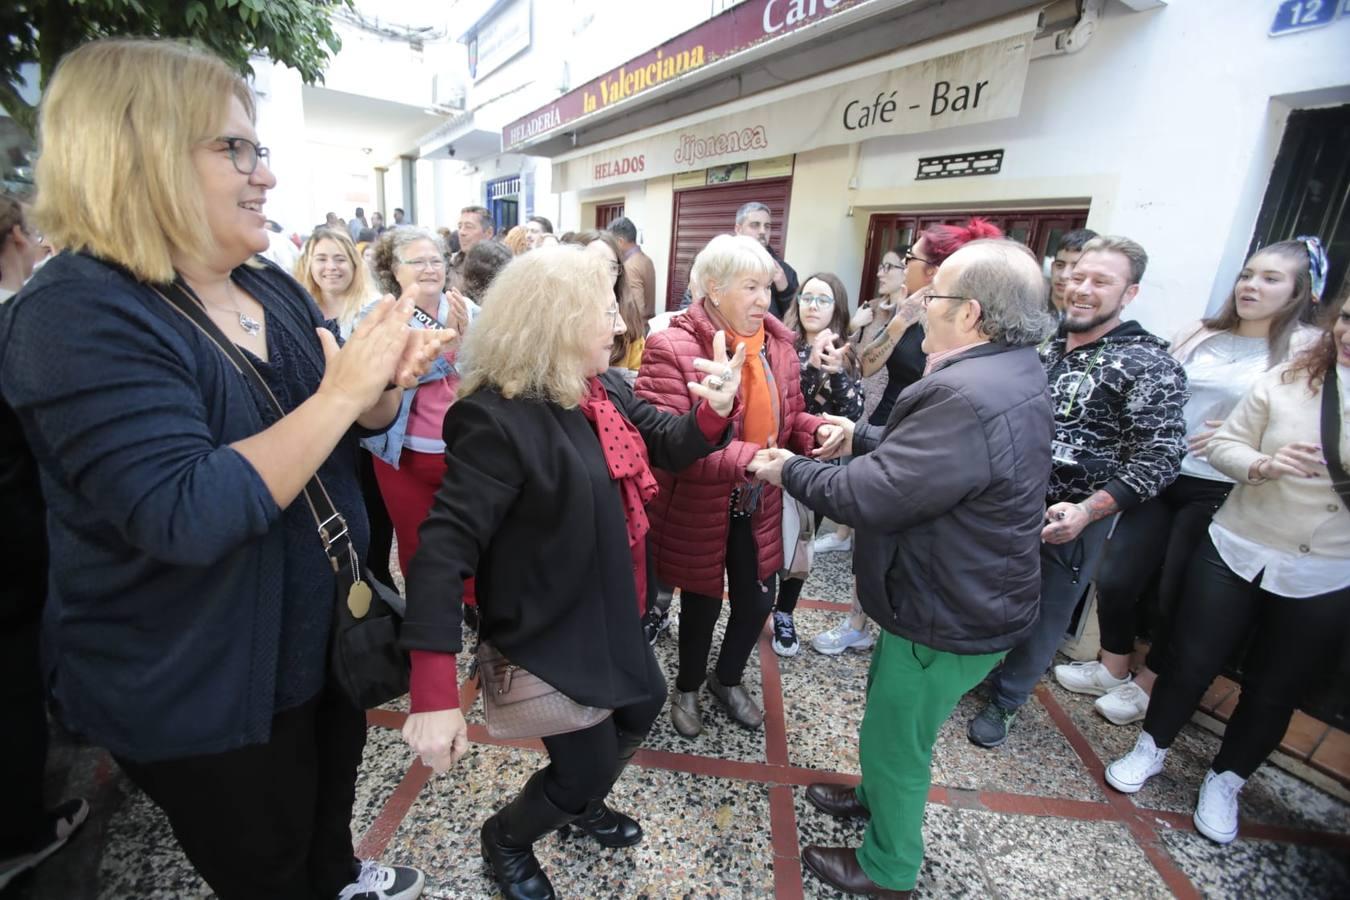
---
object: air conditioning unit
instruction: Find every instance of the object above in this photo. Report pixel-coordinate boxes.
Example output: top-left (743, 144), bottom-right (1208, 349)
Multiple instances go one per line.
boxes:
top-left (432, 74), bottom-right (466, 112)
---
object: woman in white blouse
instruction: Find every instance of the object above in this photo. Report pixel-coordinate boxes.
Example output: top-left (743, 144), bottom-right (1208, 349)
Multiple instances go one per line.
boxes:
top-left (1104, 284), bottom-right (1350, 845)
top-left (1055, 239), bottom-right (1323, 725)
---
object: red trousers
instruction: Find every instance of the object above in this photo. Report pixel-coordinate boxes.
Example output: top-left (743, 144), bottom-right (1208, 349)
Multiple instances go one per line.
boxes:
top-left (373, 450), bottom-right (476, 607)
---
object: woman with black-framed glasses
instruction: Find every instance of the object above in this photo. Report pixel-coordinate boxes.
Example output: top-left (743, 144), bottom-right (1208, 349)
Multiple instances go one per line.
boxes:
top-left (0, 39), bottom-right (448, 899)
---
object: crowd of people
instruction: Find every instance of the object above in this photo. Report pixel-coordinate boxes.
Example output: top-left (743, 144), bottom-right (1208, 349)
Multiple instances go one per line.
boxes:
top-left (1, 36), bottom-right (1347, 900)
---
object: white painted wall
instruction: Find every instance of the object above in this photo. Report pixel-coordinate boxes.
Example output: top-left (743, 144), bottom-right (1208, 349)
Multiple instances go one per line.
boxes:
top-left (548, 1), bottom-right (1349, 340)
top-left (849, 0), bottom-right (1350, 340)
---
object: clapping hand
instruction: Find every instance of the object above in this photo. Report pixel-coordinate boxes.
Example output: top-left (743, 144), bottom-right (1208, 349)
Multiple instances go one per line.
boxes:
top-left (747, 447), bottom-right (795, 486)
top-left (1255, 442), bottom-right (1326, 480)
top-left (688, 330), bottom-right (747, 417)
top-left (445, 286), bottom-right (472, 337)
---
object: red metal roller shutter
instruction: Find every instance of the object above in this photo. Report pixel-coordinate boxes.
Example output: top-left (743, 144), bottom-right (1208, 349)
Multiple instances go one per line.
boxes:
top-left (666, 176), bottom-right (793, 311)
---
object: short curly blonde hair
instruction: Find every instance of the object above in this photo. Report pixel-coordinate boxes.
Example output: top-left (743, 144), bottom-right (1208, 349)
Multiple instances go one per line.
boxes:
top-left (459, 245), bottom-right (612, 407)
top-left (33, 39), bottom-right (254, 283)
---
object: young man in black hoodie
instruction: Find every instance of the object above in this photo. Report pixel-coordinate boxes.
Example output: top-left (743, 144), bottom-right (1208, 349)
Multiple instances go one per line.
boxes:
top-left (968, 235), bottom-right (1189, 748)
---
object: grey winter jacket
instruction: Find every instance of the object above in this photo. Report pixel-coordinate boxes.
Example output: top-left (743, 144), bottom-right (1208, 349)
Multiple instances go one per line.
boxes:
top-left (781, 343), bottom-right (1053, 654)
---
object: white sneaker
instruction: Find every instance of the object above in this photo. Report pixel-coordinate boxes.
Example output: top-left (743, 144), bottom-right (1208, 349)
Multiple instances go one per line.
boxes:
top-left (812, 532), bottom-right (853, 554)
top-left (1053, 660), bottom-right (1130, 697)
top-left (1194, 769), bottom-right (1244, 844)
top-left (1095, 682), bottom-right (1150, 725)
top-left (810, 620), bottom-right (874, 655)
top-left (1105, 732), bottom-right (1167, 794)
top-left (337, 861), bottom-right (425, 900)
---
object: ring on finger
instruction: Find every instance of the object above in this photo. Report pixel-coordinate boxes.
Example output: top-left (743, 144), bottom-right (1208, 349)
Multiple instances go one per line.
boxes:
top-left (706, 375), bottom-right (724, 390)
top-left (719, 367), bottom-right (733, 381)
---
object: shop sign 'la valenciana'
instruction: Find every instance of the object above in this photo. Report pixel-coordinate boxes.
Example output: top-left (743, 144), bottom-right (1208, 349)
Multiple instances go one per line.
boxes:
top-left (552, 28), bottom-right (1035, 193)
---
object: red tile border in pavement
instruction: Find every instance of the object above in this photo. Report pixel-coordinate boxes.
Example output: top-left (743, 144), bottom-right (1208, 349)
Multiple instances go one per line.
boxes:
top-left (356, 759), bottom-right (433, 859)
top-left (355, 613), bottom-right (1347, 894)
top-left (1035, 684), bottom-right (1203, 900)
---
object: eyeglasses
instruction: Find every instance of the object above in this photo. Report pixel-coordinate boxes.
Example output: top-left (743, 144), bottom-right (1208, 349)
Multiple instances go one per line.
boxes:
top-left (214, 136), bottom-right (270, 175)
top-left (877, 261), bottom-right (901, 274)
top-left (798, 293), bottom-right (836, 309)
top-left (922, 293), bottom-right (971, 308)
top-left (905, 250), bottom-right (935, 267)
top-left (605, 304), bottom-right (622, 327)
top-left (399, 256), bottom-right (447, 270)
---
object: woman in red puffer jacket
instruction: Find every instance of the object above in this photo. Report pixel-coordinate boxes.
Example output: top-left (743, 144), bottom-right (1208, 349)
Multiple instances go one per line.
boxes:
top-left (636, 235), bottom-right (837, 738)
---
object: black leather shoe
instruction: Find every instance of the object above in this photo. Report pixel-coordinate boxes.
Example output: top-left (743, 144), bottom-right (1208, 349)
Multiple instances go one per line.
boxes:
top-left (560, 800), bottom-right (643, 847)
top-left (707, 675), bottom-right (764, 729)
top-left (806, 782), bottom-right (870, 820)
top-left (480, 773), bottom-right (577, 900)
top-left (801, 846), bottom-right (911, 898)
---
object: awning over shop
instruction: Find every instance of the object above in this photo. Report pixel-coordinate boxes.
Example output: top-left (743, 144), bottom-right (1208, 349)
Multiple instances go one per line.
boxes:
top-left (418, 112), bottom-right (503, 162)
top-left (550, 10), bottom-right (1039, 193)
top-left (507, 0), bottom-right (1048, 160)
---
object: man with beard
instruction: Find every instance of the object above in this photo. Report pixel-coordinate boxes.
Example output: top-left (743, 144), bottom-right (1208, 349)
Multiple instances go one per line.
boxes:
top-left (968, 235), bottom-right (1189, 748)
top-left (734, 202), bottom-right (797, 319)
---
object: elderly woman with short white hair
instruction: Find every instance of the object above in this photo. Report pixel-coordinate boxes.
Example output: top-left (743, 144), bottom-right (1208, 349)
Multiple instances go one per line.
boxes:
top-left (636, 234), bottom-right (843, 738)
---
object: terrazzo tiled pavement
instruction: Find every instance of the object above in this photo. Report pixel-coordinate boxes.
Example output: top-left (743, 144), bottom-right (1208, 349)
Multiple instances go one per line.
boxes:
top-left (10, 551), bottom-right (1350, 899)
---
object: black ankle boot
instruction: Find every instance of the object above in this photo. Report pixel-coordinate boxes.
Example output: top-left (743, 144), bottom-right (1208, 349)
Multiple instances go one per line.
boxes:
top-left (558, 727), bottom-right (648, 848)
top-left (564, 800), bottom-right (643, 847)
top-left (480, 772), bottom-right (578, 900)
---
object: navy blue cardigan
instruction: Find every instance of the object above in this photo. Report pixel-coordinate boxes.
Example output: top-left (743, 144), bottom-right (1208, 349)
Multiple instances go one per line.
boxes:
top-left (0, 252), bottom-right (374, 762)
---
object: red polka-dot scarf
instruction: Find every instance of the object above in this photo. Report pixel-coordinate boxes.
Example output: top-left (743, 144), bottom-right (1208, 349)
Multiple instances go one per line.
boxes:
top-left (579, 377), bottom-right (660, 614)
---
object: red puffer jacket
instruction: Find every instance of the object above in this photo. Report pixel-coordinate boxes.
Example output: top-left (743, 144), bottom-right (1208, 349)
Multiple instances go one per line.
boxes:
top-left (636, 299), bottom-right (823, 595)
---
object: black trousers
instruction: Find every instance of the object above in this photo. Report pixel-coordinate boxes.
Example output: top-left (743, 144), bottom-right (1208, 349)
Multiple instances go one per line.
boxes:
top-left (115, 680), bottom-right (367, 900)
top-left (538, 644), bottom-right (667, 813)
top-left (1093, 475), bottom-right (1233, 671)
top-left (0, 609), bottom-right (48, 855)
top-left (1143, 534), bottom-right (1350, 778)
top-left (676, 516), bottom-right (776, 693)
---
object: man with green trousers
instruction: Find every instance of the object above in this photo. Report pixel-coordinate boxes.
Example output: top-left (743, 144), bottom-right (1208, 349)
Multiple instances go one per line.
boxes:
top-left (749, 239), bottom-right (1055, 896)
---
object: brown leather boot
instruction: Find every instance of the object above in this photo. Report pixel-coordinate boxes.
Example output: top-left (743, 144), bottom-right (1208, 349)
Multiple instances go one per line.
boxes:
top-left (801, 846), bottom-right (911, 898)
top-left (806, 782), bottom-right (871, 819)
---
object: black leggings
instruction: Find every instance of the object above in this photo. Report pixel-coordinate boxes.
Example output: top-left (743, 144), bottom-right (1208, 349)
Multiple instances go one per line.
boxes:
top-left (1094, 475), bottom-right (1232, 671)
top-left (1143, 534), bottom-right (1350, 778)
top-left (676, 516), bottom-right (776, 692)
top-left (538, 645), bottom-right (666, 813)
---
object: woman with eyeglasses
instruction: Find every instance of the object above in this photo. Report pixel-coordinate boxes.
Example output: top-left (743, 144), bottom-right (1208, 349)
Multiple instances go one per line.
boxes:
top-left (770, 273), bottom-right (864, 656)
top-left (363, 227), bottom-right (476, 580)
top-left (0, 39), bottom-right (446, 898)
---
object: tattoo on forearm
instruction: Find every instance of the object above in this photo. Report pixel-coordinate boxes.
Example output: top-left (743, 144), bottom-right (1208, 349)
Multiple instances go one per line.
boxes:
top-left (861, 332), bottom-right (898, 370)
top-left (1079, 490), bottom-right (1119, 523)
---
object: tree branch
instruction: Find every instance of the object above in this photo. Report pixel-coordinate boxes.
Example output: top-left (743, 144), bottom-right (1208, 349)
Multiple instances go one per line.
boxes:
top-left (0, 78), bottom-right (36, 138)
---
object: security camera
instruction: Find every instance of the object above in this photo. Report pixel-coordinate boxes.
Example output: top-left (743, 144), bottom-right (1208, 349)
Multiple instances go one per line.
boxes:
top-left (448, 146), bottom-right (456, 158)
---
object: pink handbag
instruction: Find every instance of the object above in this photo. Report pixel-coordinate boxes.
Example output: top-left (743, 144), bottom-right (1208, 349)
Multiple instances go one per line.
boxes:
top-left (474, 641), bottom-right (611, 739)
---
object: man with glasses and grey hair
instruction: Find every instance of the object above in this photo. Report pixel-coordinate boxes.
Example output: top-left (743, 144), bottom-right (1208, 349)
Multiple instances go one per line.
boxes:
top-left (747, 239), bottom-right (1055, 897)
top-left (734, 201), bottom-right (797, 318)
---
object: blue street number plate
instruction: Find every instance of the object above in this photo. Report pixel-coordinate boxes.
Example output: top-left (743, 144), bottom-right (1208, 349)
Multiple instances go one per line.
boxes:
top-left (1270, 0), bottom-right (1342, 35)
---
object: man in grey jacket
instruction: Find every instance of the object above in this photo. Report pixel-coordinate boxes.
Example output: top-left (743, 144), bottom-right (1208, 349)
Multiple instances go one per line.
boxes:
top-left (749, 239), bottom-right (1055, 898)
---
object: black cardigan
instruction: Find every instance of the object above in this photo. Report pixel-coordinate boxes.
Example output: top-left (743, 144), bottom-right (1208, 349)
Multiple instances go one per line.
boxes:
top-left (402, 370), bottom-right (729, 709)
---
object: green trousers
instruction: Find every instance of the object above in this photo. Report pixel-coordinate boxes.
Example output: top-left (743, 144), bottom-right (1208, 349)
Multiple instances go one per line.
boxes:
top-left (854, 631), bottom-right (1004, 891)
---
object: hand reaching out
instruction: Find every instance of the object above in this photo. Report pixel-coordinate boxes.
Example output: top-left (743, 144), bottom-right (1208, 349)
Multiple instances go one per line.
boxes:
top-left (747, 447), bottom-right (795, 486)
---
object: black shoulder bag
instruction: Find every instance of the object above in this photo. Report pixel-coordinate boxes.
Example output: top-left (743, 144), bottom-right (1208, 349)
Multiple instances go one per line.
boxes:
top-left (1323, 366), bottom-right (1350, 511)
top-left (154, 279), bottom-right (410, 709)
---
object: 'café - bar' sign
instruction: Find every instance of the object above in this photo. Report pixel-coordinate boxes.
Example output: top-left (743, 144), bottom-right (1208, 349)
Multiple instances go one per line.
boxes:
top-left (552, 28), bottom-right (1034, 193)
top-left (502, 0), bottom-right (882, 151)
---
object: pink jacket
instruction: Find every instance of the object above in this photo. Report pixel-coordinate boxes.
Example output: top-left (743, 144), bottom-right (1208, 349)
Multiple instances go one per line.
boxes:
top-left (636, 300), bottom-right (823, 594)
